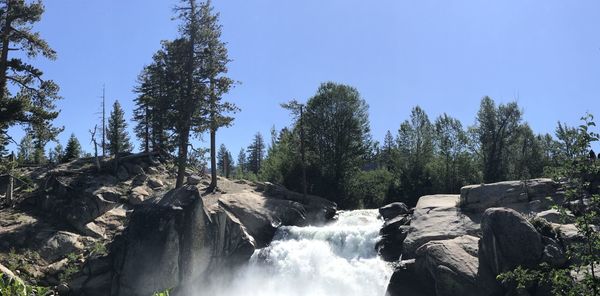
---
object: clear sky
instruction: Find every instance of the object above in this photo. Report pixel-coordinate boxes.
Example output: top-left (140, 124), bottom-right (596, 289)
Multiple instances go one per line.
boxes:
top-left (7, 0), bottom-right (600, 155)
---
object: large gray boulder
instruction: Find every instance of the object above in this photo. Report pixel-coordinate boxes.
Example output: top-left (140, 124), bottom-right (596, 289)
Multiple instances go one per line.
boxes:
top-left (109, 186), bottom-right (255, 296)
top-left (480, 207), bottom-right (544, 275)
top-left (37, 231), bottom-right (90, 262)
top-left (376, 214), bottom-right (411, 262)
top-left (460, 179), bottom-right (561, 212)
top-left (386, 259), bottom-right (431, 296)
top-left (415, 235), bottom-right (499, 296)
top-left (218, 192), bottom-right (307, 248)
top-left (387, 236), bottom-right (500, 296)
top-left (402, 195), bottom-right (480, 258)
top-left (257, 182), bottom-right (337, 224)
top-left (379, 202), bottom-right (410, 220)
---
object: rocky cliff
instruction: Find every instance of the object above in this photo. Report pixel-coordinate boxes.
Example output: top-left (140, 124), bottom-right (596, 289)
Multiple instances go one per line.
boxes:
top-left (380, 178), bottom-right (582, 296)
top-left (0, 153), bottom-right (336, 295)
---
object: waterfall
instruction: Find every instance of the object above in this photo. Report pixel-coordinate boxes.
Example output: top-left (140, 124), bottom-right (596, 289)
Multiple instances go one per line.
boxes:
top-left (205, 209), bottom-right (393, 296)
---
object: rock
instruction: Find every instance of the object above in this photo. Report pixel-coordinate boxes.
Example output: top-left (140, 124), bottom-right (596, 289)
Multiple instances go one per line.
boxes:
top-left (129, 186), bottom-right (151, 205)
top-left (111, 186), bottom-right (255, 296)
top-left (187, 175), bottom-right (201, 185)
top-left (131, 174), bottom-right (148, 187)
top-left (415, 236), bottom-right (478, 296)
top-left (460, 178), bottom-right (560, 212)
top-left (218, 192), bottom-right (308, 248)
top-left (92, 187), bottom-right (124, 203)
top-left (45, 258), bottom-right (69, 275)
top-left (414, 235), bottom-right (500, 296)
top-left (379, 202), bottom-right (410, 220)
top-left (258, 182), bottom-right (337, 224)
top-left (541, 236), bottom-right (567, 267)
top-left (57, 283), bottom-right (70, 295)
top-left (146, 166), bottom-right (160, 175)
top-left (402, 195), bottom-right (480, 258)
top-left (377, 215), bottom-right (411, 262)
top-left (82, 221), bottom-right (106, 239)
top-left (480, 207), bottom-right (543, 275)
top-left (147, 177), bottom-right (164, 189)
top-left (117, 166), bottom-right (129, 181)
top-left (386, 259), bottom-right (431, 296)
top-left (130, 164), bottom-right (145, 175)
top-left (537, 209), bottom-right (574, 224)
top-left (37, 231), bottom-right (87, 262)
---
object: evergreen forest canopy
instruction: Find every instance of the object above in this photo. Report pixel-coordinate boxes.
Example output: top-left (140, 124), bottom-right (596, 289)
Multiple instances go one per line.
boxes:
top-left (0, 0), bottom-right (598, 211)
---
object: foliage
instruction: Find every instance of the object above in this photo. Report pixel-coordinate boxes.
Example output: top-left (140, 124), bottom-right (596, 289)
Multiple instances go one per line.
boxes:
top-left (347, 169), bottom-right (393, 208)
top-left (132, 0), bottom-right (237, 188)
top-left (62, 133), bottom-right (81, 162)
top-left (303, 82), bottom-right (371, 208)
top-left (0, 0), bottom-right (63, 158)
top-left (217, 144), bottom-right (233, 178)
top-left (90, 241), bottom-right (108, 257)
top-left (152, 288), bottom-right (172, 296)
top-left (247, 132), bottom-right (265, 175)
top-left (499, 114), bottom-right (600, 296)
top-left (107, 100), bottom-right (133, 155)
top-left (0, 274), bottom-right (51, 296)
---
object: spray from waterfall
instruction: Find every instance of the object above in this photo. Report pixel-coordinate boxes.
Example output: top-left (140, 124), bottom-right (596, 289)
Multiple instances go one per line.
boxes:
top-left (200, 209), bottom-right (393, 296)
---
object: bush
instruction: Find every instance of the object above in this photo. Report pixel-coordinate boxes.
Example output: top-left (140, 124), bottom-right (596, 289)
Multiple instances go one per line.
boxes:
top-left (0, 273), bottom-right (50, 296)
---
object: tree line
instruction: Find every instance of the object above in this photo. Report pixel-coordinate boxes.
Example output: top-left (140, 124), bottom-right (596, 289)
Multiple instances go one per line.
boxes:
top-left (214, 83), bottom-right (587, 209)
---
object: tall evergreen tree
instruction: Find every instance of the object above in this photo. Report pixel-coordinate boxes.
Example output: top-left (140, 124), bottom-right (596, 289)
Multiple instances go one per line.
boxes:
top-left (247, 132), bottom-right (265, 175)
top-left (380, 130), bottom-right (396, 170)
top-left (0, 0), bottom-right (62, 157)
top-left (217, 143), bottom-right (233, 177)
top-left (196, 0), bottom-right (238, 190)
top-left (236, 147), bottom-right (246, 176)
top-left (63, 133), bottom-right (81, 162)
top-left (50, 143), bottom-right (63, 164)
top-left (132, 51), bottom-right (171, 154)
top-left (107, 100), bottom-right (132, 155)
top-left (170, 0), bottom-right (237, 189)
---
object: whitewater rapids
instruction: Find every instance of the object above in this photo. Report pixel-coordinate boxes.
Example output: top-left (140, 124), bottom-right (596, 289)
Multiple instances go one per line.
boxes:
top-left (206, 209), bottom-right (393, 296)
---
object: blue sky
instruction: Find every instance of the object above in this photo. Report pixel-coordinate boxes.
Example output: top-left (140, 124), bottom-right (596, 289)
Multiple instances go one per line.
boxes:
top-left (8, 0), bottom-right (600, 155)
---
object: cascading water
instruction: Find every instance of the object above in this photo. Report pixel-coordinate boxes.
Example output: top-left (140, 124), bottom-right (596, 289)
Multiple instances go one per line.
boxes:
top-left (207, 209), bottom-right (393, 296)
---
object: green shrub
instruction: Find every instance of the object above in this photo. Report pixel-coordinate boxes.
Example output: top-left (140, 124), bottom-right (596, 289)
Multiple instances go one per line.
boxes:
top-left (0, 273), bottom-right (51, 296)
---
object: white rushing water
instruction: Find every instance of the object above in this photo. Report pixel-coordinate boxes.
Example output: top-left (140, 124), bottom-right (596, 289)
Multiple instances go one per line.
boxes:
top-left (207, 209), bottom-right (393, 296)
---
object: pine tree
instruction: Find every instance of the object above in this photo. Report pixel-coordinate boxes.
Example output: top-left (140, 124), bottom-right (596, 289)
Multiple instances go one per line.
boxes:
top-left (381, 130), bottom-right (396, 169)
top-left (132, 53), bottom-right (170, 154)
top-left (63, 134), bottom-right (81, 162)
top-left (51, 143), bottom-right (64, 164)
top-left (236, 148), bottom-right (246, 177)
top-left (16, 134), bottom-right (34, 165)
top-left (107, 100), bottom-right (132, 155)
top-left (0, 0), bottom-right (62, 156)
top-left (247, 133), bottom-right (265, 174)
top-left (197, 0), bottom-right (238, 190)
top-left (217, 144), bottom-right (229, 176)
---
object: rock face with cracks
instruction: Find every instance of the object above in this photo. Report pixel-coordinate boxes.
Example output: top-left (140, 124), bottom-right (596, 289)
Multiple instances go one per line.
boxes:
top-left (70, 182), bottom-right (337, 295)
top-left (382, 178), bottom-right (573, 296)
